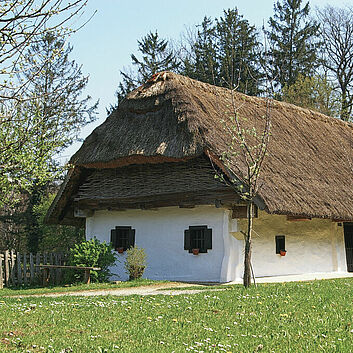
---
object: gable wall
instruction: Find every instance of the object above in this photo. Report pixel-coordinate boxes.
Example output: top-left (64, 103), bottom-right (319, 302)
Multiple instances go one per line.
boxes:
top-left (236, 211), bottom-right (347, 278)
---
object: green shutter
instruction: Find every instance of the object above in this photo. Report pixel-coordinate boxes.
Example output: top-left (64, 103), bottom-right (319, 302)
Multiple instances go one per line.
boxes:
top-left (275, 235), bottom-right (285, 254)
top-left (204, 228), bottom-right (212, 250)
top-left (128, 228), bottom-right (136, 248)
top-left (184, 229), bottom-right (191, 250)
top-left (111, 229), bottom-right (117, 249)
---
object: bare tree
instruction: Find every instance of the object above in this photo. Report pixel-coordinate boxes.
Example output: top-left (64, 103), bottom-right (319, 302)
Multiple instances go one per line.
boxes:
top-left (0, 0), bottom-right (89, 104)
top-left (317, 5), bottom-right (353, 122)
top-left (217, 93), bottom-right (271, 287)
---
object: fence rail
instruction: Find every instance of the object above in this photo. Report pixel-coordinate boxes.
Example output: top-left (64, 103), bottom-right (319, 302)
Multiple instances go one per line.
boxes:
top-left (0, 250), bottom-right (66, 288)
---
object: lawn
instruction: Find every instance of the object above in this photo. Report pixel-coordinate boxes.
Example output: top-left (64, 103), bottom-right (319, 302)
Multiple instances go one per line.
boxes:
top-left (0, 278), bottom-right (352, 352)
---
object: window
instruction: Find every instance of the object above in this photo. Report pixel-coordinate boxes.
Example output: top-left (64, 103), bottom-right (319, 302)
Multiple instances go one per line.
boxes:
top-left (184, 226), bottom-right (212, 253)
top-left (111, 226), bottom-right (135, 251)
top-left (275, 235), bottom-right (285, 254)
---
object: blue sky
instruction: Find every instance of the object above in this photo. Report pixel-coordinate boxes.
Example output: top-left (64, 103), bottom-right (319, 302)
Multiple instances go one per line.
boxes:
top-left (60, 0), bottom-right (350, 161)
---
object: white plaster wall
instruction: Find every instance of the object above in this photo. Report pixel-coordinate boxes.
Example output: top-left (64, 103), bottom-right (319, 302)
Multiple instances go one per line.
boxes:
top-left (236, 212), bottom-right (348, 278)
top-left (86, 206), bottom-right (239, 282)
top-left (220, 212), bottom-right (242, 282)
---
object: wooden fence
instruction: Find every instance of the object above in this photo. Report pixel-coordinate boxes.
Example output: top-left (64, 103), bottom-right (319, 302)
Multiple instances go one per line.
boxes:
top-left (0, 251), bottom-right (66, 288)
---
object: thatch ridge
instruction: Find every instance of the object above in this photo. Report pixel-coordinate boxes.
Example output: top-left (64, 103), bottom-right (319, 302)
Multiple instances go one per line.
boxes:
top-left (51, 72), bottom-right (353, 222)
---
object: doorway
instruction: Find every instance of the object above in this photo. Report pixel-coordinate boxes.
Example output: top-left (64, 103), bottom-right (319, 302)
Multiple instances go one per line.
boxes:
top-left (343, 223), bottom-right (353, 272)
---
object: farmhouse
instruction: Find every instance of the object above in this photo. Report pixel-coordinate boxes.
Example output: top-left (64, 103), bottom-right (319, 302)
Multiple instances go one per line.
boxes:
top-left (47, 72), bottom-right (353, 282)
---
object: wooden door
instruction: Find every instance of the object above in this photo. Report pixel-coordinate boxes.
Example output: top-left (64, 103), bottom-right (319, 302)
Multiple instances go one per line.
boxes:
top-left (344, 223), bottom-right (353, 272)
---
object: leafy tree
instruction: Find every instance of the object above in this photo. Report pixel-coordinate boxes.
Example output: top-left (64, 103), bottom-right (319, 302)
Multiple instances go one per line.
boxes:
top-left (266, 0), bottom-right (320, 90)
top-left (18, 31), bottom-right (98, 253)
top-left (317, 6), bottom-right (353, 122)
top-left (0, 0), bottom-right (89, 206)
top-left (113, 31), bottom-right (180, 107)
top-left (281, 74), bottom-right (339, 116)
top-left (0, 31), bottom-right (98, 253)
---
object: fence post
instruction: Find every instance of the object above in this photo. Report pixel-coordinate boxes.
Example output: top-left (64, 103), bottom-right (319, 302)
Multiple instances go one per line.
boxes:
top-left (49, 253), bottom-right (54, 284)
top-left (35, 253), bottom-right (41, 278)
top-left (29, 253), bottom-right (34, 285)
top-left (10, 250), bottom-right (15, 286)
top-left (17, 252), bottom-right (22, 286)
top-left (23, 253), bottom-right (27, 286)
top-left (58, 253), bottom-right (63, 284)
top-left (0, 254), bottom-right (3, 289)
top-left (4, 250), bottom-right (9, 286)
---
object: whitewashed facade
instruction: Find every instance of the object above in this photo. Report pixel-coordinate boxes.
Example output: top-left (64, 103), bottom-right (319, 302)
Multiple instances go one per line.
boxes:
top-left (85, 206), bottom-right (348, 282)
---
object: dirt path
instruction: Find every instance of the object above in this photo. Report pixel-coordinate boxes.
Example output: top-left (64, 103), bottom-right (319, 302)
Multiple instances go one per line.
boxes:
top-left (16, 282), bottom-right (223, 298)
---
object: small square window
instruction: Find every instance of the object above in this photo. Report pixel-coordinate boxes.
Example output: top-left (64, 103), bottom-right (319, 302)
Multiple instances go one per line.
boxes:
top-left (184, 226), bottom-right (212, 253)
top-left (275, 235), bottom-right (285, 254)
top-left (111, 226), bottom-right (135, 251)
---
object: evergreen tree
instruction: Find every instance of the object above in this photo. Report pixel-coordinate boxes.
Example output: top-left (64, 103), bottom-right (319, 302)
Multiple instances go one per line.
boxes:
top-left (182, 17), bottom-right (219, 85)
top-left (216, 9), bottom-right (263, 95)
top-left (266, 0), bottom-right (320, 90)
top-left (113, 31), bottom-right (180, 107)
top-left (180, 9), bottom-right (262, 95)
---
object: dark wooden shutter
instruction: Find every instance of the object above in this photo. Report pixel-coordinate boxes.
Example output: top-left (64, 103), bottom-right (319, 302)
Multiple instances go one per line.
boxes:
top-left (111, 229), bottom-right (117, 249)
top-left (184, 229), bottom-right (191, 250)
top-left (344, 223), bottom-right (353, 272)
top-left (275, 235), bottom-right (285, 254)
top-left (128, 228), bottom-right (135, 248)
top-left (204, 228), bottom-right (212, 251)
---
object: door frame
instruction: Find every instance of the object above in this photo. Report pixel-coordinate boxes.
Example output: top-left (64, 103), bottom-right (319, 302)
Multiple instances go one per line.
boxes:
top-left (343, 222), bottom-right (353, 272)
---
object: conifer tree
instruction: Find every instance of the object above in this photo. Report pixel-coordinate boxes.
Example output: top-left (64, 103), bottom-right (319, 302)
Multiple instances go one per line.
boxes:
top-left (266, 0), bottom-right (320, 90)
top-left (216, 9), bottom-right (263, 95)
top-left (114, 31), bottom-right (180, 106)
top-left (180, 9), bottom-right (262, 95)
top-left (182, 17), bottom-right (219, 85)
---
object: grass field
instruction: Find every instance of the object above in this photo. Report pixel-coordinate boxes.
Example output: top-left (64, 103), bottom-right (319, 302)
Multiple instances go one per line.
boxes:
top-left (0, 278), bottom-right (352, 352)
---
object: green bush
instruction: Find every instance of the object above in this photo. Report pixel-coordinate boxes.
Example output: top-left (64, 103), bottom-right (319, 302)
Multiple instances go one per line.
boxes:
top-left (125, 245), bottom-right (147, 280)
top-left (67, 237), bottom-right (117, 282)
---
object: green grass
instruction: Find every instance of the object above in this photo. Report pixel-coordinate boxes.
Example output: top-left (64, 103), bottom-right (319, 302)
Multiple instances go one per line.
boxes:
top-left (0, 278), bottom-right (352, 352)
top-left (0, 279), bottom-right (165, 297)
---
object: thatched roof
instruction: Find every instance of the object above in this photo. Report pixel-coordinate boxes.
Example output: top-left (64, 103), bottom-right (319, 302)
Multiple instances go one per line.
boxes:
top-left (48, 72), bottom-right (353, 224)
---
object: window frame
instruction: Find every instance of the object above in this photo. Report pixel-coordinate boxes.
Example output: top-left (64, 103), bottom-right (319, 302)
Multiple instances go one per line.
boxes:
top-left (184, 225), bottom-right (212, 253)
top-left (111, 226), bottom-right (135, 251)
top-left (275, 235), bottom-right (286, 254)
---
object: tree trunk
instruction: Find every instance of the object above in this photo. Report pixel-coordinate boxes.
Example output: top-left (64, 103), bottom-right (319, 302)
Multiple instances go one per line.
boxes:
top-left (340, 90), bottom-right (350, 122)
top-left (243, 202), bottom-right (253, 288)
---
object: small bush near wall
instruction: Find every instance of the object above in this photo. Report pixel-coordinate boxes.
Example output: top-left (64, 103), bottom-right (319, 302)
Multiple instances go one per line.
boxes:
top-left (67, 238), bottom-right (117, 282)
top-left (125, 246), bottom-right (147, 280)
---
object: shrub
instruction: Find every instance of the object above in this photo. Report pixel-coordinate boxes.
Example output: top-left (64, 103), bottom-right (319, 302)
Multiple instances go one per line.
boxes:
top-left (67, 237), bottom-right (117, 282)
top-left (125, 245), bottom-right (147, 280)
